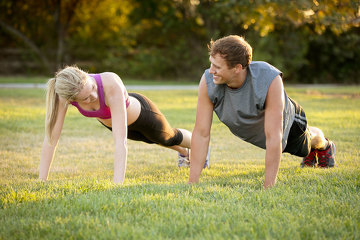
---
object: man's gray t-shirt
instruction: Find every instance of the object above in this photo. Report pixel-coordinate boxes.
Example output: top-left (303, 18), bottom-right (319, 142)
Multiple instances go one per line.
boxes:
top-left (205, 61), bottom-right (295, 151)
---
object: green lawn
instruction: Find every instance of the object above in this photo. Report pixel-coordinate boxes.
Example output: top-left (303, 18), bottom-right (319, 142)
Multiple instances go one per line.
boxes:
top-left (0, 85), bottom-right (359, 239)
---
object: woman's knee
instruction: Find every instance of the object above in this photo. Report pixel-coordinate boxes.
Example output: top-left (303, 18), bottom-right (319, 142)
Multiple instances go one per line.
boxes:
top-left (156, 130), bottom-right (183, 147)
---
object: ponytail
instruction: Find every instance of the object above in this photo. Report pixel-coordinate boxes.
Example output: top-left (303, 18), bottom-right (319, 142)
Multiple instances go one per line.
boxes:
top-left (44, 66), bottom-right (88, 144)
top-left (45, 78), bottom-right (59, 144)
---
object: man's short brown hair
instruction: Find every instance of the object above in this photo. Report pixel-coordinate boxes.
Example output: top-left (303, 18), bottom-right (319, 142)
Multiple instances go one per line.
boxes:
top-left (208, 35), bottom-right (252, 69)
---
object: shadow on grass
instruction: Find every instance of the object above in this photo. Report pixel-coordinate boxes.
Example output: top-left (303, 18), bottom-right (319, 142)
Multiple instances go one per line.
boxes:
top-left (1, 163), bottom-right (346, 209)
top-left (0, 163), bottom-right (265, 209)
top-left (1, 165), bottom-right (359, 239)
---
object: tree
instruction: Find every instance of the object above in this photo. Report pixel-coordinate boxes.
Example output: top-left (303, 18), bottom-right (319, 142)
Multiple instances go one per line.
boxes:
top-left (0, 0), bottom-right (358, 82)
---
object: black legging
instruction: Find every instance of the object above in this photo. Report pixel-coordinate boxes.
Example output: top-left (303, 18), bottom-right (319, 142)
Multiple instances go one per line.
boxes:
top-left (100, 93), bottom-right (183, 146)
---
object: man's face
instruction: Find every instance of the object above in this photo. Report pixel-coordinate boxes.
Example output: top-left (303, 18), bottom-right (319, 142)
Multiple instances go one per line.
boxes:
top-left (209, 54), bottom-right (235, 85)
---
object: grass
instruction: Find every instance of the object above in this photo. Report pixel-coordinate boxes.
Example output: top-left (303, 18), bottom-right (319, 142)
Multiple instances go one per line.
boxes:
top-left (0, 84), bottom-right (359, 239)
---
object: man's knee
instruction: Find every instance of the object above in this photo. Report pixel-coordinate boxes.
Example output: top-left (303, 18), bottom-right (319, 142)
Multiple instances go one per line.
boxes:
top-left (311, 135), bottom-right (326, 149)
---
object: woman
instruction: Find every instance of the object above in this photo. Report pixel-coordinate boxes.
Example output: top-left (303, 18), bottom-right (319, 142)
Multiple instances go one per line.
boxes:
top-left (39, 66), bottom-right (204, 184)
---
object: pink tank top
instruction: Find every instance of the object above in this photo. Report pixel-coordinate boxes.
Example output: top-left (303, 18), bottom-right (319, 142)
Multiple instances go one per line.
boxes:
top-left (70, 74), bottom-right (130, 119)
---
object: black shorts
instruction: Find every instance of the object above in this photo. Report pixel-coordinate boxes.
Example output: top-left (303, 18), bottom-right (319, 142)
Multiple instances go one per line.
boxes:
top-left (100, 93), bottom-right (183, 146)
top-left (283, 98), bottom-right (311, 157)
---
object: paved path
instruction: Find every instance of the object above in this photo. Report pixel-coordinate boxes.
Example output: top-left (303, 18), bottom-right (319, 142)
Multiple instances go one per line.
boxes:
top-left (0, 83), bottom-right (199, 90)
top-left (0, 83), bottom-right (341, 90)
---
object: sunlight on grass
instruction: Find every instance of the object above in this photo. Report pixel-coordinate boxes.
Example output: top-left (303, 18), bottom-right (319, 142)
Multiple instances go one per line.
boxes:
top-left (0, 86), bottom-right (359, 239)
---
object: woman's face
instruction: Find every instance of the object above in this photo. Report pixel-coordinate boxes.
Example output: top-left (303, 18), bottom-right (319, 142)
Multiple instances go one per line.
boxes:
top-left (75, 76), bottom-right (98, 104)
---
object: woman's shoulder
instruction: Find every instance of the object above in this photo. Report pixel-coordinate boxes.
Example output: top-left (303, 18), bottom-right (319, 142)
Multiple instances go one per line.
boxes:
top-left (57, 95), bottom-right (69, 110)
top-left (99, 72), bottom-right (125, 87)
top-left (99, 72), bottom-right (121, 81)
top-left (99, 72), bottom-right (127, 99)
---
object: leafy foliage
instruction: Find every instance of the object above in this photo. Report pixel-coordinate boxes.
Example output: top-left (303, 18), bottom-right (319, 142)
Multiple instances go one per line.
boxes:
top-left (0, 0), bottom-right (359, 82)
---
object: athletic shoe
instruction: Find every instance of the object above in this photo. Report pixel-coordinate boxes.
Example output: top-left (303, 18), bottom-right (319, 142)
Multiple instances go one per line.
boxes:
top-left (203, 145), bottom-right (210, 169)
top-left (317, 140), bottom-right (336, 168)
top-left (301, 149), bottom-right (317, 168)
top-left (178, 147), bottom-right (210, 168)
top-left (178, 149), bottom-right (190, 167)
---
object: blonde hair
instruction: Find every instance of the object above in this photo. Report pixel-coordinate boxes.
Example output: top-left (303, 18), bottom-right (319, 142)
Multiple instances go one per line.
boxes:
top-left (208, 35), bottom-right (252, 69)
top-left (45, 66), bottom-right (87, 144)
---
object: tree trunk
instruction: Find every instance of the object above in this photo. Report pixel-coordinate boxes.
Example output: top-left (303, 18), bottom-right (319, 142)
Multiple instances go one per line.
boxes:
top-left (54, 0), bottom-right (64, 69)
top-left (0, 19), bottom-right (53, 74)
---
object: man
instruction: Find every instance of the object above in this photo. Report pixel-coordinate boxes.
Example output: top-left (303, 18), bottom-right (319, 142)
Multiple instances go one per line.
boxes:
top-left (189, 35), bottom-right (336, 188)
